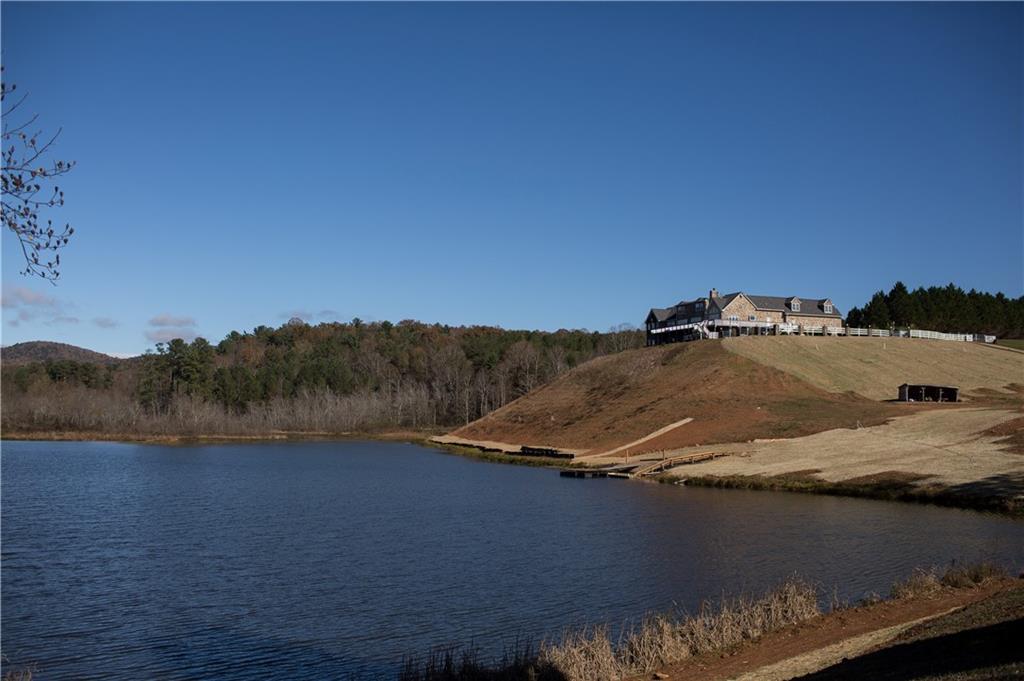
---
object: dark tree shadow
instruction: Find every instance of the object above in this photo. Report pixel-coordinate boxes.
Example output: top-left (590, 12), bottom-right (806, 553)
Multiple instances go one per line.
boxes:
top-left (793, 616), bottom-right (1024, 680)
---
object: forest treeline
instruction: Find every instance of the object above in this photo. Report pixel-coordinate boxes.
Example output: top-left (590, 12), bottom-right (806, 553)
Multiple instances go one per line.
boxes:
top-left (2, 320), bottom-right (644, 436)
top-left (844, 282), bottom-right (1023, 336)
top-left (5, 282), bottom-right (1020, 438)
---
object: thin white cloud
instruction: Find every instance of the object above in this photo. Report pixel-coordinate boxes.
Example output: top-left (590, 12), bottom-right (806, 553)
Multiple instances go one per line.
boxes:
top-left (148, 314), bottom-right (197, 328)
top-left (279, 309), bottom-right (342, 322)
top-left (1, 286), bottom-right (58, 309)
top-left (93, 317), bottom-right (119, 329)
top-left (145, 328), bottom-right (198, 343)
top-left (46, 316), bottom-right (80, 326)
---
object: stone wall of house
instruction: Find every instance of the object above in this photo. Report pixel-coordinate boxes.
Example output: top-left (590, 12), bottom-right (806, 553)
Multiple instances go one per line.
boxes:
top-left (785, 313), bottom-right (843, 328)
top-left (718, 295), bottom-right (844, 328)
top-left (719, 296), bottom-right (785, 323)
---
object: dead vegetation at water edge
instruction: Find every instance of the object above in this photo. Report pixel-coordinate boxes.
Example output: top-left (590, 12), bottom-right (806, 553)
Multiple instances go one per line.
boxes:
top-left (398, 563), bottom-right (1015, 681)
top-left (676, 471), bottom-right (1024, 516)
top-left (401, 577), bottom-right (820, 681)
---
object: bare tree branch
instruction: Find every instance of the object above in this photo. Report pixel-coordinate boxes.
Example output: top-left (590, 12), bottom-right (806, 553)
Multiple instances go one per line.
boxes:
top-left (1, 66), bottom-right (76, 281)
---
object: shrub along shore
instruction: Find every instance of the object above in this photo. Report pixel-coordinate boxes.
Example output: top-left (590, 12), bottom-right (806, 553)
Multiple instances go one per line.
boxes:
top-left (398, 563), bottom-right (1016, 681)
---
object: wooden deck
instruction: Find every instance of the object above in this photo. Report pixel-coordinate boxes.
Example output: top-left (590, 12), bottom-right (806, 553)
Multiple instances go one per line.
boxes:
top-left (560, 450), bottom-right (727, 480)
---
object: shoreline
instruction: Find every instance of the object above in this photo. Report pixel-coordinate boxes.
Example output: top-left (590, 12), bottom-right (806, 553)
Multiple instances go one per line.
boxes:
top-left (5, 429), bottom-right (1022, 516)
top-left (671, 473), bottom-right (1024, 517)
top-left (396, 564), bottom-right (1023, 681)
top-left (0, 428), bottom-right (441, 446)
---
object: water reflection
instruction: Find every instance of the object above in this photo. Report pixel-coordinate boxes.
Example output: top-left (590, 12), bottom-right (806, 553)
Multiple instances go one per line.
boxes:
top-left (3, 440), bottom-right (1022, 679)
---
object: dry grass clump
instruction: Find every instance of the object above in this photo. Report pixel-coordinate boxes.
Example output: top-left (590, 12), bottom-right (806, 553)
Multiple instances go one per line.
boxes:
top-left (1, 664), bottom-right (34, 681)
top-left (890, 562), bottom-right (1007, 599)
top-left (539, 578), bottom-right (821, 681)
top-left (939, 562), bottom-right (1006, 589)
top-left (890, 568), bottom-right (943, 599)
top-left (539, 626), bottom-right (619, 681)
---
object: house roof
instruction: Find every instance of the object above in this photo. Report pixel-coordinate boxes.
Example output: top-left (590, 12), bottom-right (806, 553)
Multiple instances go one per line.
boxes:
top-left (721, 293), bottom-right (843, 318)
top-left (650, 290), bottom-right (844, 325)
top-left (710, 292), bottom-right (742, 310)
top-left (647, 307), bottom-right (675, 322)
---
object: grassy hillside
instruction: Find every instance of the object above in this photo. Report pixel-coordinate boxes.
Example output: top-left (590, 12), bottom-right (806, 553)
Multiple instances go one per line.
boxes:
top-left (1, 341), bottom-right (119, 365)
top-left (723, 336), bottom-right (1023, 400)
top-left (452, 341), bottom-right (898, 454)
top-left (450, 337), bottom-right (1024, 455)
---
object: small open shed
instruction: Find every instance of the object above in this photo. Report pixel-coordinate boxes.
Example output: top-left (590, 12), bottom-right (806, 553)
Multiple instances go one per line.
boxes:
top-left (898, 383), bottom-right (959, 403)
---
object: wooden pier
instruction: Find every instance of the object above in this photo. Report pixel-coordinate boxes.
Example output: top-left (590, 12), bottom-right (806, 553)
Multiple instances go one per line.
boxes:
top-left (559, 451), bottom-right (726, 480)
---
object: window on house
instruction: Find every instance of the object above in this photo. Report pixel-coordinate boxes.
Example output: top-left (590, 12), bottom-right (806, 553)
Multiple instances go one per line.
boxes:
top-left (792, 301), bottom-right (801, 312)
top-left (824, 303), bottom-right (833, 314)
top-left (728, 315), bottom-right (739, 321)
top-left (748, 315), bottom-right (756, 321)
top-left (696, 302), bottom-right (704, 311)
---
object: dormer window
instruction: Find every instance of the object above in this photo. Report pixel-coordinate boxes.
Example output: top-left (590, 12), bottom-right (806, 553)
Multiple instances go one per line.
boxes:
top-left (823, 302), bottom-right (833, 314)
top-left (791, 300), bottom-right (801, 312)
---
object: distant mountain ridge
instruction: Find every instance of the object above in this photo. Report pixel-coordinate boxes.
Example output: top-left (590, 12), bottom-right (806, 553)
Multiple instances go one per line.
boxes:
top-left (1, 341), bottom-right (121, 365)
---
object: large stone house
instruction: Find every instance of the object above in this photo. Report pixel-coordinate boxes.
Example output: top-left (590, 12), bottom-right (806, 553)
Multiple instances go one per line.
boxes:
top-left (646, 289), bottom-right (844, 345)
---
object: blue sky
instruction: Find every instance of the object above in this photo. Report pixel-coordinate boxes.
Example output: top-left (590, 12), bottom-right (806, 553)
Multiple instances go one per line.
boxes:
top-left (2, 2), bottom-right (1021, 355)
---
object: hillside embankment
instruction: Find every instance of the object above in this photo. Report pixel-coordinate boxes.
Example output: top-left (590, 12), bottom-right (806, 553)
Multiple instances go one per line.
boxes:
top-left (723, 335), bottom-right (1022, 400)
top-left (440, 337), bottom-right (1024, 510)
top-left (448, 341), bottom-right (901, 454)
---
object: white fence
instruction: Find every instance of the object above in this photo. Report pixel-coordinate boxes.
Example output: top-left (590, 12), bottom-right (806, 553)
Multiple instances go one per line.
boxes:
top-left (908, 329), bottom-right (973, 342)
top-left (816, 327), bottom-right (993, 343)
top-left (654, 320), bottom-right (997, 344)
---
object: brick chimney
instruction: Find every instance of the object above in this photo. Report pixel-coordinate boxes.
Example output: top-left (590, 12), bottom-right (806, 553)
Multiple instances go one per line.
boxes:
top-left (709, 288), bottom-right (719, 299)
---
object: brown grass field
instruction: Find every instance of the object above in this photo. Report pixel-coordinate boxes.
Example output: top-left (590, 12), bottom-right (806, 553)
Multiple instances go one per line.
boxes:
top-left (723, 335), bottom-right (1023, 401)
top-left (451, 341), bottom-right (900, 454)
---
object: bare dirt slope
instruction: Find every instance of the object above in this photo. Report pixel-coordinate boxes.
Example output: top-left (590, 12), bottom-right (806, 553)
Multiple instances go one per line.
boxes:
top-left (662, 407), bottom-right (1023, 489)
top-left (723, 336), bottom-right (1023, 400)
top-left (451, 342), bottom-right (898, 455)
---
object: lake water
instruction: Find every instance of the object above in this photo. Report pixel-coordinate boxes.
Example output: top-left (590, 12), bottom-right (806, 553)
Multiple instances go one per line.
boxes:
top-left (3, 440), bottom-right (1023, 679)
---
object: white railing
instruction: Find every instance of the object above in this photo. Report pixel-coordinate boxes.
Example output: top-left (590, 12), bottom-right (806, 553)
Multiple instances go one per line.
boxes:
top-left (909, 329), bottom-right (973, 342)
top-left (711, 319), bottom-right (779, 329)
top-left (653, 321), bottom-right (998, 344)
top-left (649, 321), bottom-right (702, 334)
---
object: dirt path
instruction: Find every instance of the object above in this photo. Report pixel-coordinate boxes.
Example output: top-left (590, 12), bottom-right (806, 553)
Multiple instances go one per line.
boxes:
top-left (579, 417), bottom-right (693, 459)
top-left (729, 607), bottom-right (959, 681)
top-left (627, 580), bottom-right (1021, 681)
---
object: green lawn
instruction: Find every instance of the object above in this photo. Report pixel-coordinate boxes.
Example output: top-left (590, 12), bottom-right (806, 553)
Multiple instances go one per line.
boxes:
top-left (996, 339), bottom-right (1024, 350)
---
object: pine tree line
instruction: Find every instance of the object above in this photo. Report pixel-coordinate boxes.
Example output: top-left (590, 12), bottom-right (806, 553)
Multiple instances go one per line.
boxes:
top-left (845, 282), bottom-right (1023, 337)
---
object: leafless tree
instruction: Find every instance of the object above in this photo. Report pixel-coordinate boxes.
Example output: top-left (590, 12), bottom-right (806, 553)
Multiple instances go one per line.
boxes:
top-left (2, 67), bottom-right (75, 281)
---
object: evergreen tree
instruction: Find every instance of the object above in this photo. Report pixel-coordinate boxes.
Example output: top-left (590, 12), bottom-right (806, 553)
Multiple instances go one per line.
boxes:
top-left (863, 291), bottom-right (891, 328)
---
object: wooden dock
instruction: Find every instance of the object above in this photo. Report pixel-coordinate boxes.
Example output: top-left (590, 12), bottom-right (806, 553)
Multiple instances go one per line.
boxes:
top-left (629, 451), bottom-right (723, 477)
top-left (559, 451), bottom-right (725, 480)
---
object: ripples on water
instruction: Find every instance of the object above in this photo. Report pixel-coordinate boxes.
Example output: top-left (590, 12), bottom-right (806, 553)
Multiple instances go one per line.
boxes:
top-left (3, 440), bottom-right (1023, 678)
